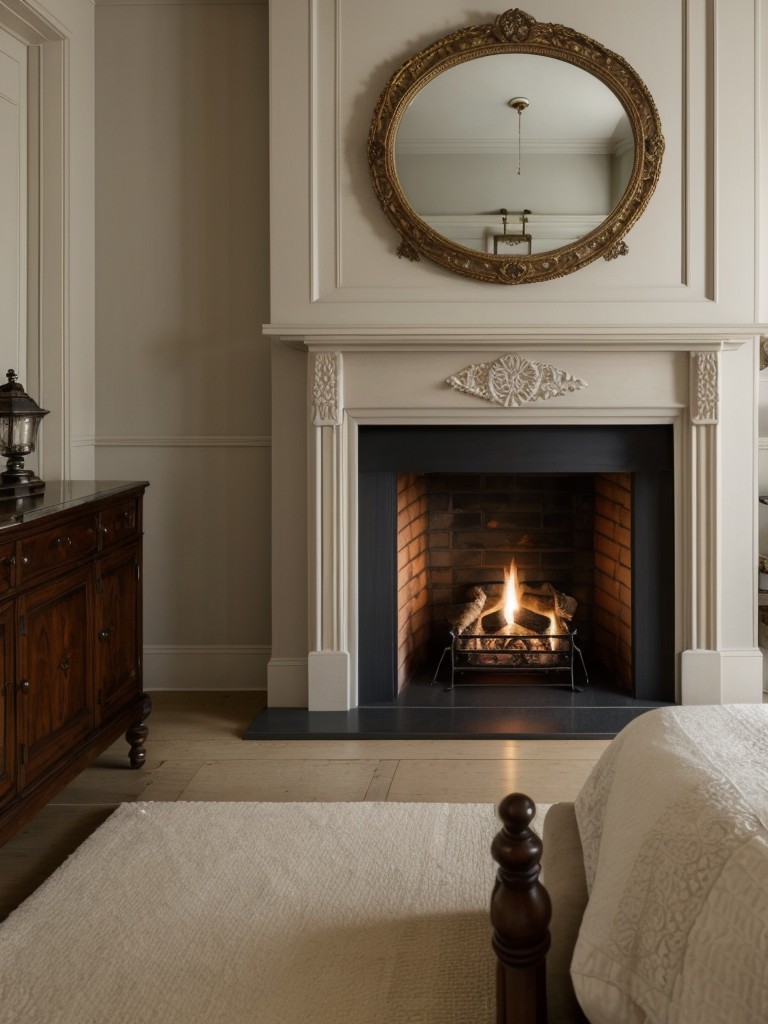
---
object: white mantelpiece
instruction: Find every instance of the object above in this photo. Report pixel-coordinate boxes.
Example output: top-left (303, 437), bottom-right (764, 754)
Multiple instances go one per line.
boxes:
top-left (264, 331), bottom-right (762, 710)
top-left (266, 0), bottom-right (768, 710)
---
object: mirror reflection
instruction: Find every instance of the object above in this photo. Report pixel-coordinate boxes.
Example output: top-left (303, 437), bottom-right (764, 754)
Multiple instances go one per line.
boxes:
top-left (395, 54), bottom-right (633, 255)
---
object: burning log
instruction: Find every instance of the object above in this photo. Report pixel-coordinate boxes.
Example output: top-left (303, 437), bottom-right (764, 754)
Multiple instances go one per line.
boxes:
top-left (482, 608), bottom-right (508, 633)
top-left (520, 582), bottom-right (577, 621)
top-left (483, 606), bottom-right (550, 634)
top-left (447, 586), bottom-right (486, 634)
top-left (513, 607), bottom-right (551, 634)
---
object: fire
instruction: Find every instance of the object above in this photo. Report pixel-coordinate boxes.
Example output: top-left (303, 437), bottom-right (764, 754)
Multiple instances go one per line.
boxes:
top-left (547, 614), bottom-right (558, 652)
top-left (502, 559), bottom-right (519, 626)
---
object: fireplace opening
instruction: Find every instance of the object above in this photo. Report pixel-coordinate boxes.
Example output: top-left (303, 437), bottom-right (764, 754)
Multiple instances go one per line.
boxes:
top-left (398, 471), bottom-right (628, 694)
top-left (359, 425), bottom-right (674, 705)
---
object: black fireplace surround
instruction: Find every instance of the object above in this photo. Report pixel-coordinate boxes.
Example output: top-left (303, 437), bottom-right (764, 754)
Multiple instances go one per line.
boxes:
top-left (358, 424), bottom-right (674, 704)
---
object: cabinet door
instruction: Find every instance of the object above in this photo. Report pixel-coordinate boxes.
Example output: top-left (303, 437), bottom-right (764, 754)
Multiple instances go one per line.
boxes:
top-left (17, 567), bottom-right (94, 790)
top-left (96, 543), bottom-right (141, 723)
top-left (0, 602), bottom-right (15, 807)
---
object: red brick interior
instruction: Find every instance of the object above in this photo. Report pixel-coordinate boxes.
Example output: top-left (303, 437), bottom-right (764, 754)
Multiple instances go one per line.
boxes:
top-left (424, 474), bottom-right (595, 646)
top-left (593, 474), bottom-right (633, 693)
top-left (396, 474), bottom-right (430, 691)
top-left (395, 472), bottom-right (634, 692)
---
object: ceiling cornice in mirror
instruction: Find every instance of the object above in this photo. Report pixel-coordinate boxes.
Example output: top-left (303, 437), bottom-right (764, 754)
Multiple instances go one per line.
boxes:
top-left (368, 8), bottom-right (664, 285)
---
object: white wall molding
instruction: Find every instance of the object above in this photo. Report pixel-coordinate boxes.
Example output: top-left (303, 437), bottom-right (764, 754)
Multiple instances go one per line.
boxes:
top-left (75, 435), bottom-right (271, 447)
top-left (94, 1), bottom-right (267, 7)
top-left (143, 644), bottom-right (270, 691)
top-left (0, 0), bottom-right (68, 43)
top-left (270, 0), bottom-right (761, 325)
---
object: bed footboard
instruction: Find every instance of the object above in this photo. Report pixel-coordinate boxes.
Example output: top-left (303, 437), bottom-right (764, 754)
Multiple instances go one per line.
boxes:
top-left (491, 793), bottom-right (551, 1024)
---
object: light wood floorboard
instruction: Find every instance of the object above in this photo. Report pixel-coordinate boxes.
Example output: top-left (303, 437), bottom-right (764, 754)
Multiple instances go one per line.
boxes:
top-left (0, 691), bottom-right (609, 921)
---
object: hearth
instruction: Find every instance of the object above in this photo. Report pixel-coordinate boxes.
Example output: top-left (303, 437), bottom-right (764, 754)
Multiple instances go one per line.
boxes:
top-left (359, 424), bottom-right (674, 705)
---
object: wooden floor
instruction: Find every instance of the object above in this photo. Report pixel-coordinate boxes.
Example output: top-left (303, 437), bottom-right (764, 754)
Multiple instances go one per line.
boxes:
top-left (0, 691), bottom-right (610, 922)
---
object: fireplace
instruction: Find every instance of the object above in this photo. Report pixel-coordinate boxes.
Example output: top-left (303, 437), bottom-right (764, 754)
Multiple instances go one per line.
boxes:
top-left (359, 425), bottom-right (674, 704)
top-left (265, 341), bottom-right (761, 715)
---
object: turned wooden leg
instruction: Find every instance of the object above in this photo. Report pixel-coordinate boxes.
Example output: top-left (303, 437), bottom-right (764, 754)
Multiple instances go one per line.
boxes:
top-left (126, 722), bottom-right (149, 768)
top-left (126, 693), bottom-right (152, 769)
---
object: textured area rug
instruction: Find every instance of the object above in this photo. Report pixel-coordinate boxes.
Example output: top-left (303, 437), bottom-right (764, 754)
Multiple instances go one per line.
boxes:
top-left (0, 801), bottom-right (547, 1024)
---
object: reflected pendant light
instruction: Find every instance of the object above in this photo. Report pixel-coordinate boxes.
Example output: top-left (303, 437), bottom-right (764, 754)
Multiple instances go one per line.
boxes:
top-left (508, 96), bottom-right (529, 175)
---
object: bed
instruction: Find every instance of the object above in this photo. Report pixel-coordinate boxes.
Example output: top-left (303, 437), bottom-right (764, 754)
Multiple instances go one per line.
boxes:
top-left (491, 704), bottom-right (768, 1024)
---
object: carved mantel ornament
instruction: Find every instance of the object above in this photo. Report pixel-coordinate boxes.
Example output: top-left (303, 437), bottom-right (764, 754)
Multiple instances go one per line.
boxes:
top-left (312, 352), bottom-right (343, 426)
top-left (690, 352), bottom-right (719, 425)
top-left (446, 354), bottom-right (587, 408)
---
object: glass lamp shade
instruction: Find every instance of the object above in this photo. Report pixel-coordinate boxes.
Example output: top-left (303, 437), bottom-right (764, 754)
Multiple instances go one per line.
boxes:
top-left (0, 413), bottom-right (41, 455)
top-left (0, 370), bottom-right (49, 498)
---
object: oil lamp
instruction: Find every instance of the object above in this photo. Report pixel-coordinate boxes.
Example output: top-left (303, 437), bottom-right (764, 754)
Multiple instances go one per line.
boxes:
top-left (0, 370), bottom-right (49, 499)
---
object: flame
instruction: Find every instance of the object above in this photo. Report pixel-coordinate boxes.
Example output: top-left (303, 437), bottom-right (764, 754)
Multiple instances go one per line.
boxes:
top-left (548, 615), bottom-right (557, 652)
top-left (502, 559), bottom-right (519, 625)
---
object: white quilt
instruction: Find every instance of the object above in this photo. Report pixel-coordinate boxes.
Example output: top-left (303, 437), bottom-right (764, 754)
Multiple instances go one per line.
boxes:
top-left (572, 704), bottom-right (768, 1024)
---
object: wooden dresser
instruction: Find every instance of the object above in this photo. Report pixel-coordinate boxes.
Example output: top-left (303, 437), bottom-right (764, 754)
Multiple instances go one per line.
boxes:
top-left (0, 481), bottom-right (150, 847)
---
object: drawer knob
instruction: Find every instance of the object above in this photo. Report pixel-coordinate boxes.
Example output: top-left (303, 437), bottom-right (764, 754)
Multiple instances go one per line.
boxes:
top-left (98, 629), bottom-right (111, 642)
top-left (18, 678), bottom-right (30, 694)
top-left (54, 536), bottom-right (73, 547)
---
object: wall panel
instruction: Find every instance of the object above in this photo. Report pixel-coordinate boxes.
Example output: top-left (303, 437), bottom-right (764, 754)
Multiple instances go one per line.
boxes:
top-left (95, 2), bottom-right (270, 690)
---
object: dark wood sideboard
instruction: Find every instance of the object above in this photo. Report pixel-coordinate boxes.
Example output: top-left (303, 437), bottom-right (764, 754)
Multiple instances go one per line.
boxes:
top-left (0, 481), bottom-right (150, 847)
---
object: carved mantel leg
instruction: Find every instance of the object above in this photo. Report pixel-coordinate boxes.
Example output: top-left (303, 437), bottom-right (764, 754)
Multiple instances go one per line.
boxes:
top-left (308, 350), bottom-right (351, 710)
top-left (126, 692), bottom-right (152, 769)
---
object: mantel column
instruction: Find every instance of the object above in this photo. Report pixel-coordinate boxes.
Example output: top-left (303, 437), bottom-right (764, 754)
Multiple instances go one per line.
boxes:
top-left (688, 351), bottom-right (719, 652)
top-left (308, 352), bottom-right (351, 710)
top-left (681, 350), bottom-right (761, 703)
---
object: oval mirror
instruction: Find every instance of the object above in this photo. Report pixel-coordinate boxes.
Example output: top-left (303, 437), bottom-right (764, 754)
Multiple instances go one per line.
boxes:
top-left (368, 9), bottom-right (664, 285)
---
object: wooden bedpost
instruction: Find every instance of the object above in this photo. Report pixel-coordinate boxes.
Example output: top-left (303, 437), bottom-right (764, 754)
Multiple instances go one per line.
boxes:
top-left (491, 793), bottom-right (551, 1024)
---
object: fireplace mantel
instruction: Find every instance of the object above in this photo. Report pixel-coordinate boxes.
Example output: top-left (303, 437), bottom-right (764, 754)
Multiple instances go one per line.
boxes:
top-left (267, 332), bottom-right (763, 712)
top-left (266, 329), bottom-right (757, 354)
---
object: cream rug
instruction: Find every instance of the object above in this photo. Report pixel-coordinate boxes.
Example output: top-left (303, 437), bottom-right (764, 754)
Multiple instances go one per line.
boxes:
top-left (0, 801), bottom-right (548, 1024)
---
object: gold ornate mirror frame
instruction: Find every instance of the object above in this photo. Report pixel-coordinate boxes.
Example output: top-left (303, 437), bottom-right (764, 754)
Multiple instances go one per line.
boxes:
top-left (368, 9), bottom-right (665, 285)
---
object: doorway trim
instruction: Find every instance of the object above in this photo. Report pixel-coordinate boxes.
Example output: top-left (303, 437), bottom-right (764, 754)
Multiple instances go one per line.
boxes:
top-left (0, 0), bottom-right (73, 482)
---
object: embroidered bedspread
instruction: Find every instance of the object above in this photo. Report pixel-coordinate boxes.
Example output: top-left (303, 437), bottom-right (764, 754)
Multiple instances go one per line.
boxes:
top-left (572, 704), bottom-right (768, 1024)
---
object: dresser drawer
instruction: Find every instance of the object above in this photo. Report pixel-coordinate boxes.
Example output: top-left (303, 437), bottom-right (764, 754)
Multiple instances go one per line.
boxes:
top-left (19, 517), bottom-right (98, 583)
top-left (98, 498), bottom-right (140, 549)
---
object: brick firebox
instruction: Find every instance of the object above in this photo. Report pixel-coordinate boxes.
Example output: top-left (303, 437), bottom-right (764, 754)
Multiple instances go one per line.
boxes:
top-left (395, 471), bottom-right (633, 693)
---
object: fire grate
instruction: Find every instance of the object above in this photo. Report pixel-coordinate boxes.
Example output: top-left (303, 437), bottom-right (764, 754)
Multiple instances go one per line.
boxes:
top-left (433, 627), bottom-right (589, 692)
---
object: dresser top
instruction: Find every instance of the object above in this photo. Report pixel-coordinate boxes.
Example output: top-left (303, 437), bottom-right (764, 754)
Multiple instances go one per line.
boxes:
top-left (0, 481), bottom-right (148, 531)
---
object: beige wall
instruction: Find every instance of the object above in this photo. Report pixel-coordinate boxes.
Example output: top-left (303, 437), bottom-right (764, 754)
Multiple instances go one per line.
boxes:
top-left (95, 0), bottom-right (271, 689)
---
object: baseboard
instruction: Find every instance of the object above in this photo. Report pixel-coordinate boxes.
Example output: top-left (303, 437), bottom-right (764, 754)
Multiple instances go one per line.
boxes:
top-left (143, 645), bottom-right (270, 691)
